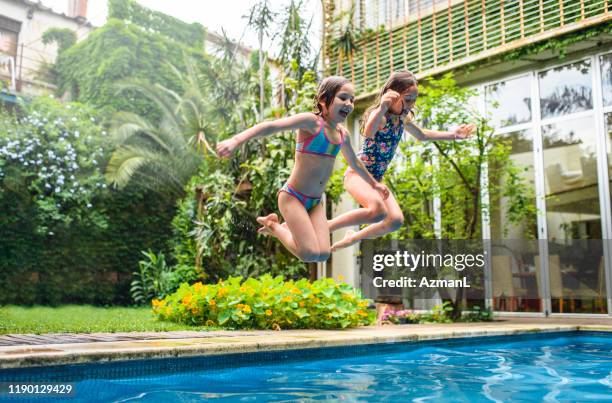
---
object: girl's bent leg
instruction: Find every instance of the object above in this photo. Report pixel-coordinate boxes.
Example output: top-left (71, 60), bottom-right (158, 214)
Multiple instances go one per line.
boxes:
top-left (327, 171), bottom-right (388, 233)
top-left (265, 191), bottom-right (322, 262)
top-left (331, 190), bottom-right (404, 251)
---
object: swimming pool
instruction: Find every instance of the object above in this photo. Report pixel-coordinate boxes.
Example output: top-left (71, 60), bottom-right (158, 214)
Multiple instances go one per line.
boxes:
top-left (1, 331), bottom-right (610, 402)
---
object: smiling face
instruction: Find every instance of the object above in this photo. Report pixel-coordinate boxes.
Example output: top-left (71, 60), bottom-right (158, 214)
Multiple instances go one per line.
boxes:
top-left (323, 83), bottom-right (355, 122)
top-left (389, 85), bottom-right (418, 116)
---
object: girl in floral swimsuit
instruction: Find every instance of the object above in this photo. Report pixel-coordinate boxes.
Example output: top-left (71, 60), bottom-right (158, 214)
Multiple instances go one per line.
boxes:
top-left (329, 71), bottom-right (475, 251)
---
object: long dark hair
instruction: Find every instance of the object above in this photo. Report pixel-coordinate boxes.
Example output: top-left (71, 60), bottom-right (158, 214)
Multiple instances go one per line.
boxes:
top-left (360, 70), bottom-right (418, 133)
top-left (314, 76), bottom-right (351, 117)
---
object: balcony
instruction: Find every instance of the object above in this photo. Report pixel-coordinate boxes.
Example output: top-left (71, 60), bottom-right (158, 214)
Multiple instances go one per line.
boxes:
top-left (325, 0), bottom-right (611, 98)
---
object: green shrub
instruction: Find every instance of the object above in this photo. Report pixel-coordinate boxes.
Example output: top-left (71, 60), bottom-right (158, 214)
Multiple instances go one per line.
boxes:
top-left (131, 250), bottom-right (205, 305)
top-left (153, 275), bottom-right (375, 330)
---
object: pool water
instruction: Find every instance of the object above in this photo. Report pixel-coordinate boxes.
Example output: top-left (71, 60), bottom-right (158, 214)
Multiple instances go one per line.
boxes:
top-left (1, 331), bottom-right (611, 402)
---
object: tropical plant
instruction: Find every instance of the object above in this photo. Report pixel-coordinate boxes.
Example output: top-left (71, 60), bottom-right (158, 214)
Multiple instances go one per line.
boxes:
top-left (105, 59), bottom-right (212, 196)
top-left (330, 6), bottom-right (359, 79)
top-left (246, 0), bottom-right (276, 119)
top-left (130, 250), bottom-right (204, 304)
top-left (276, 0), bottom-right (316, 102)
top-left (152, 274), bottom-right (375, 329)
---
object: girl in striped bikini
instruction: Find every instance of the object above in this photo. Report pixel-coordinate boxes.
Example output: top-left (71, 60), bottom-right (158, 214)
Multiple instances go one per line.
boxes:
top-left (216, 76), bottom-right (388, 262)
top-left (329, 71), bottom-right (475, 251)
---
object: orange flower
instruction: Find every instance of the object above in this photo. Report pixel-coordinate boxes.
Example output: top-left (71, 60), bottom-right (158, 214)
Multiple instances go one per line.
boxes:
top-left (356, 310), bottom-right (368, 317)
top-left (193, 282), bottom-right (203, 292)
top-left (265, 309), bottom-right (272, 316)
top-left (290, 287), bottom-right (302, 294)
top-left (237, 303), bottom-right (245, 310)
top-left (281, 296), bottom-right (293, 303)
top-left (181, 292), bottom-right (192, 306)
top-left (242, 305), bottom-right (252, 314)
top-left (299, 301), bottom-right (305, 307)
top-left (209, 299), bottom-right (216, 306)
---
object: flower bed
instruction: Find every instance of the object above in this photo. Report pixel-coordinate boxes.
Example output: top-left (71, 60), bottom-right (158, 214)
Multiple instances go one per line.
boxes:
top-left (152, 275), bottom-right (375, 330)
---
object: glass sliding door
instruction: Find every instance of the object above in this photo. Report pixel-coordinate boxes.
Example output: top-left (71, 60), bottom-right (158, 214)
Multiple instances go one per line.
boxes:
top-left (539, 60), bottom-right (607, 313)
top-left (486, 75), bottom-right (539, 312)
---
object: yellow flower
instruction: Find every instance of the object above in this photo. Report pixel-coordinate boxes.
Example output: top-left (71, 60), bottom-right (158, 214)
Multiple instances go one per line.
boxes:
top-left (193, 282), bottom-right (203, 292)
top-left (237, 303), bottom-right (245, 310)
top-left (326, 313), bottom-right (333, 319)
top-left (242, 305), bottom-right (252, 314)
top-left (239, 286), bottom-right (247, 292)
top-left (290, 287), bottom-right (302, 294)
top-left (299, 301), bottom-right (305, 307)
top-left (281, 296), bottom-right (293, 303)
top-left (265, 309), bottom-right (272, 316)
top-left (314, 298), bottom-right (320, 304)
top-left (217, 287), bottom-right (229, 297)
top-left (181, 293), bottom-right (192, 306)
top-left (209, 299), bottom-right (216, 306)
top-left (337, 274), bottom-right (345, 281)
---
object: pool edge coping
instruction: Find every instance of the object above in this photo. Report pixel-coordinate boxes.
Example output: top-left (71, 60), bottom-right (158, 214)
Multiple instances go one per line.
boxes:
top-left (2, 323), bottom-right (611, 370)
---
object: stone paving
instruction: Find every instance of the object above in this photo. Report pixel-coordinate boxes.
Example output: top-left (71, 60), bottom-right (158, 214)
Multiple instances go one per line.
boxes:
top-left (0, 317), bottom-right (610, 369)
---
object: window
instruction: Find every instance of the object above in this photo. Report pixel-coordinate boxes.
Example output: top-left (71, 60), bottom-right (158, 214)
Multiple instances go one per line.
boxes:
top-left (600, 53), bottom-right (612, 107)
top-left (485, 75), bottom-right (532, 128)
top-left (538, 60), bottom-right (593, 120)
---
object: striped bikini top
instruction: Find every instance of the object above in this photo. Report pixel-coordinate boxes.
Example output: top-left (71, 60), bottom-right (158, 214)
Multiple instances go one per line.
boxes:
top-left (296, 115), bottom-right (344, 158)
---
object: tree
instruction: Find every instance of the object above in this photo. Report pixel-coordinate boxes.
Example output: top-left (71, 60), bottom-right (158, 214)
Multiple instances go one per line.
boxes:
top-left (105, 57), bottom-right (220, 197)
top-left (246, 0), bottom-right (275, 120)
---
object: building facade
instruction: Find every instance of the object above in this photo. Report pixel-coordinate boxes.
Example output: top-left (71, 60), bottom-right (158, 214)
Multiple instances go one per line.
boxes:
top-left (0, 0), bottom-right (93, 98)
top-left (324, 0), bottom-right (612, 316)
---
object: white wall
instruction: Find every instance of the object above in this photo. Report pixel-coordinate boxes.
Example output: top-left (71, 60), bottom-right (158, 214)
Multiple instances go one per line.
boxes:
top-left (0, 0), bottom-right (93, 95)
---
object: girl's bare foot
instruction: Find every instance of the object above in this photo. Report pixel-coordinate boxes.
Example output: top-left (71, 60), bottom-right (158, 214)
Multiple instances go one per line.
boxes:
top-left (256, 213), bottom-right (279, 236)
top-left (331, 229), bottom-right (358, 252)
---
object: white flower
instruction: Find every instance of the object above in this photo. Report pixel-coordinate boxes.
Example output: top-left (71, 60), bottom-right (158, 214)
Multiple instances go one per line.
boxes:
top-left (86, 203), bottom-right (92, 208)
top-left (55, 187), bottom-right (61, 193)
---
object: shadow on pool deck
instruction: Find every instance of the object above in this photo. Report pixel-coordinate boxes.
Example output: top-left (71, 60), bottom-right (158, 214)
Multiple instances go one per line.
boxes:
top-left (0, 317), bottom-right (610, 369)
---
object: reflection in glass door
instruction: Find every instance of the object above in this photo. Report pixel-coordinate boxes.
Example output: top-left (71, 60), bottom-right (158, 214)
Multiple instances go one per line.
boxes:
top-left (542, 116), bottom-right (607, 313)
top-left (485, 76), bottom-right (540, 312)
top-left (539, 59), bottom-right (607, 313)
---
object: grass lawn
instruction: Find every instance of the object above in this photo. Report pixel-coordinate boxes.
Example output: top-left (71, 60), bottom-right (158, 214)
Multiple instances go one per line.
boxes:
top-left (0, 305), bottom-right (216, 335)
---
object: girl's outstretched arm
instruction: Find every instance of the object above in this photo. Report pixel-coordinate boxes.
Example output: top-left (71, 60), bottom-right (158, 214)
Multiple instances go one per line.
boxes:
top-left (340, 129), bottom-right (390, 200)
top-left (404, 121), bottom-right (476, 141)
top-left (216, 113), bottom-right (319, 158)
